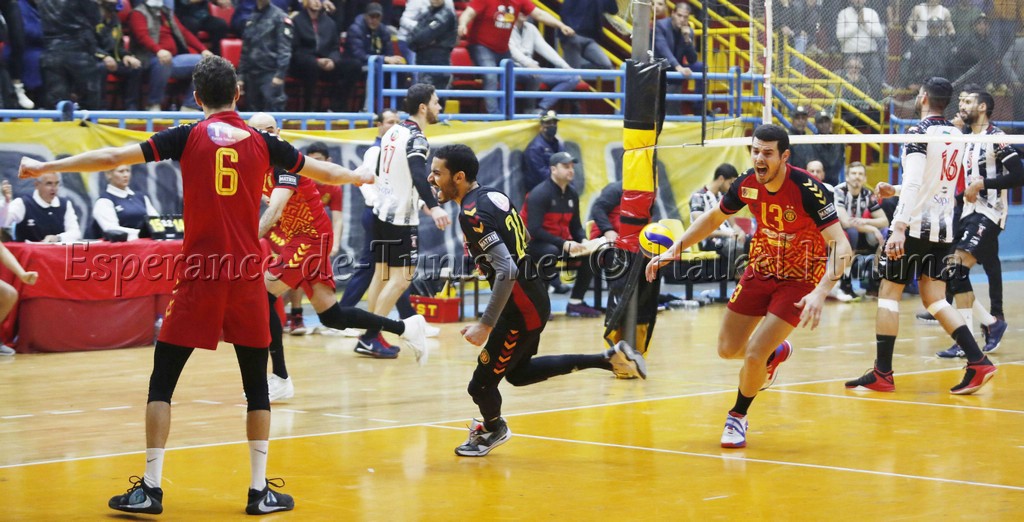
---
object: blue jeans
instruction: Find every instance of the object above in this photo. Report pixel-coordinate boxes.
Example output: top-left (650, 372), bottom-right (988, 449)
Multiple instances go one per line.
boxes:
top-left (521, 73), bottom-right (581, 112)
top-left (468, 44), bottom-right (510, 114)
top-left (147, 54), bottom-right (202, 108)
top-left (558, 34), bottom-right (612, 70)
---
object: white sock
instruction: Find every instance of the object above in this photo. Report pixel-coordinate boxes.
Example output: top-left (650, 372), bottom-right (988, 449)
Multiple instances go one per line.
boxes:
top-left (568, 299), bottom-right (582, 305)
top-left (958, 308), bottom-right (974, 334)
top-left (144, 448), bottom-right (165, 489)
top-left (973, 300), bottom-right (996, 326)
top-left (249, 440), bottom-right (269, 491)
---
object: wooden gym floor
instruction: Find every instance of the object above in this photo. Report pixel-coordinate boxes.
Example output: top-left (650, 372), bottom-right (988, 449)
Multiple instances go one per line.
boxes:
top-left (1, 283), bottom-right (1023, 520)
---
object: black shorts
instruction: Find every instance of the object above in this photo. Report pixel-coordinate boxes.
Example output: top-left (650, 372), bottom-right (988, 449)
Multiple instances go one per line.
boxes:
top-left (879, 234), bottom-right (954, 286)
top-left (372, 219), bottom-right (418, 267)
top-left (955, 213), bottom-right (1000, 259)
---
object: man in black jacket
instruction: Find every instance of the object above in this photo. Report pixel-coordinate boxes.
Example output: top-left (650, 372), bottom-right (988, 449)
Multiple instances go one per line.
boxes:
top-left (239, 0), bottom-right (292, 111)
top-left (38, 0), bottom-right (102, 109)
top-left (525, 152), bottom-right (600, 317)
top-left (407, 0), bottom-right (456, 89)
top-left (290, 0), bottom-right (355, 112)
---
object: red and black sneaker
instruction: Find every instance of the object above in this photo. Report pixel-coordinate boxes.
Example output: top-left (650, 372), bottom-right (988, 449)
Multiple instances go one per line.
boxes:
top-left (761, 340), bottom-right (793, 391)
top-left (845, 367), bottom-right (895, 392)
top-left (950, 358), bottom-right (997, 395)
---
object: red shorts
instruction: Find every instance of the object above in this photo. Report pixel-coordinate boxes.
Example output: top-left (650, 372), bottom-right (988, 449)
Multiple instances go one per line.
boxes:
top-left (726, 268), bottom-right (816, 327)
top-left (266, 233), bottom-right (335, 298)
top-left (159, 277), bottom-right (270, 350)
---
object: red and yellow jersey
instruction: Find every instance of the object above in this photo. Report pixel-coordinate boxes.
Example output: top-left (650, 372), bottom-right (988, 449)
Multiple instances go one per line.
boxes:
top-left (262, 168), bottom-right (333, 241)
top-left (720, 165), bottom-right (838, 284)
top-left (315, 182), bottom-right (343, 213)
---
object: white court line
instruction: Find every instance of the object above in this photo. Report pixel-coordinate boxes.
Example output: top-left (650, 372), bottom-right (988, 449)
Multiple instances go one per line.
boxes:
top-left (192, 400), bottom-right (222, 405)
top-left (322, 413), bottom-right (354, 419)
top-left (367, 418), bottom-right (400, 424)
top-left (1, 414), bottom-right (33, 420)
top-left (97, 406), bottom-right (131, 411)
top-left (47, 410), bottom-right (83, 415)
top-left (773, 389), bottom-right (1024, 415)
top-left (2, 362), bottom-right (1022, 469)
top-left (277, 409), bottom-right (307, 414)
top-left (424, 425), bottom-right (1024, 492)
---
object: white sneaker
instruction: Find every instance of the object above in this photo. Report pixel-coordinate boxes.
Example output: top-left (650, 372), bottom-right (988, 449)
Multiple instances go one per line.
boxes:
top-left (828, 286), bottom-right (853, 302)
top-left (608, 341), bottom-right (646, 379)
top-left (339, 328), bottom-right (363, 337)
top-left (424, 324), bottom-right (440, 337)
top-left (267, 374), bottom-right (294, 402)
top-left (13, 82), bottom-right (34, 110)
top-left (0, 344), bottom-right (15, 356)
top-left (400, 315), bottom-right (429, 366)
top-left (720, 413), bottom-right (748, 448)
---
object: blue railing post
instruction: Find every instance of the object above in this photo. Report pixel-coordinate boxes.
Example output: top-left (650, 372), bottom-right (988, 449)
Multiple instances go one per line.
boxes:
top-left (366, 56), bottom-right (380, 114)
top-left (502, 59), bottom-right (515, 120)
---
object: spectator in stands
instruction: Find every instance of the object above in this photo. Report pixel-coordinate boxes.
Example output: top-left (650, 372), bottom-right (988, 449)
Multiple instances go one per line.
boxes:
top-left (3, 0), bottom-right (43, 109)
top-left (91, 164), bottom-right (159, 240)
top-left (405, 0), bottom-right (457, 89)
top-left (654, 2), bottom-right (705, 115)
top-left (689, 163), bottom-right (749, 280)
top-left (1001, 30), bottom-right (1024, 120)
top-left (290, 0), bottom-right (350, 112)
top-left (0, 174), bottom-right (81, 243)
top-left (989, 0), bottom-right (1022, 51)
top-left (838, 55), bottom-right (881, 129)
top-left (788, 106), bottom-right (813, 169)
top-left (833, 160), bottom-right (888, 298)
top-left (905, 0), bottom-right (956, 42)
top-left (900, 0), bottom-right (956, 87)
top-left (239, 0), bottom-right (293, 111)
top-left (776, 0), bottom-right (822, 75)
top-left (525, 151), bottom-right (601, 317)
top-left (0, 241), bottom-right (38, 356)
top-left (808, 110), bottom-right (845, 186)
top-left (175, 0), bottom-right (231, 56)
top-left (558, 0), bottom-right (615, 70)
top-left (97, 0), bottom-right (143, 111)
top-left (522, 110), bottom-right (564, 194)
top-left (127, 0), bottom-right (212, 111)
top-left (458, 0), bottom-right (574, 115)
top-left (952, 14), bottom-right (1003, 88)
top-left (949, 0), bottom-right (983, 42)
top-left (37, 0), bottom-right (103, 109)
top-left (0, 0), bottom-right (34, 109)
top-left (653, 0), bottom-right (668, 20)
top-left (836, 0), bottom-right (885, 88)
top-left (339, 0), bottom-right (392, 32)
top-left (510, 14), bottom-right (580, 114)
top-left (343, 2), bottom-right (404, 107)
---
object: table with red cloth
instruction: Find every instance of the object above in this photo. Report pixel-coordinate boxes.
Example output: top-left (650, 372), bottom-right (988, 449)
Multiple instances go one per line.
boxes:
top-left (0, 240), bottom-right (182, 353)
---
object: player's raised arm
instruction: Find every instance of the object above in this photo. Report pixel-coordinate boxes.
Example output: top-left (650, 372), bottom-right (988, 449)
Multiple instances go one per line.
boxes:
top-left (19, 144), bottom-right (145, 178)
top-left (299, 156), bottom-right (374, 186)
top-left (258, 186), bottom-right (293, 238)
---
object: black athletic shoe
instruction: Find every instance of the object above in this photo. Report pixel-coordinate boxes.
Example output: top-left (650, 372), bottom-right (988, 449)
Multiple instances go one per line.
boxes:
top-left (915, 311), bottom-right (938, 324)
top-left (246, 478), bottom-right (294, 515)
top-left (455, 418), bottom-right (512, 457)
top-left (108, 476), bottom-right (163, 515)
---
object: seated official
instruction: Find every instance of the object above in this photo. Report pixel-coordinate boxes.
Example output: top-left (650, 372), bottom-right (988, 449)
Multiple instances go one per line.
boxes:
top-left (92, 165), bottom-right (159, 240)
top-left (0, 174), bottom-right (81, 243)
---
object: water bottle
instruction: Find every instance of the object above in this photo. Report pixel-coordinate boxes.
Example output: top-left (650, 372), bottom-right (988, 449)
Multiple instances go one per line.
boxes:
top-left (681, 300), bottom-right (701, 310)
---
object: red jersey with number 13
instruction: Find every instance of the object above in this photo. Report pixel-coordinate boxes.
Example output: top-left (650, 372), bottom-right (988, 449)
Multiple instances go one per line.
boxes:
top-left (720, 165), bottom-right (838, 284)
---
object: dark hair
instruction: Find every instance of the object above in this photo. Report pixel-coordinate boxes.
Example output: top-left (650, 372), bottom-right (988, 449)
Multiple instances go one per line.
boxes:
top-left (923, 77), bottom-right (953, 111)
top-left (967, 88), bottom-right (995, 118)
top-left (404, 83), bottom-right (436, 116)
top-left (752, 124), bottom-right (790, 153)
top-left (306, 141), bottom-right (330, 158)
top-left (433, 144), bottom-right (479, 182)
top-left (192, 56), bottom-right (237, 109)
top-left (374, 107), bottom-right (397, 124)
top-left (713, 163), bottom-right (739, 181)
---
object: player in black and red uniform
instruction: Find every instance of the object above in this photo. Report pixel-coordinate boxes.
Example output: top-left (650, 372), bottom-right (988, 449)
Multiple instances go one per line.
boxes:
top-left (19, 56), bottom-right (371, 516)
top-left (428, 144), bottom-right (646, 457)
top-left (646, 124), bottom-right (853, 449)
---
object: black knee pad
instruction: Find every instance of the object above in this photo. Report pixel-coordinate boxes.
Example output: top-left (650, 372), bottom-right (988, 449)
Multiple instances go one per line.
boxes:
top-left (948, 263), bottom-right (973, 295)
top-left (236, 345), bottom-right (270, 411)
top-left (147, 342), bottom-right (194, 404)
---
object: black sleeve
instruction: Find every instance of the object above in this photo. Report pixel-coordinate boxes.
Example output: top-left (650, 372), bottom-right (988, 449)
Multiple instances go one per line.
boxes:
top-left (141, 124), bottom-right (195, 162)
top-left (985, 146), bottom-right (1024, 190)
top-left (410, 155), bottom-right (439, 208)
top-left (272, 168), bottom-right (299, 189)
top-left (798, 177), bottom-right (839, 228)
top-left (569, 192), bottom-right (585, 242)
top-left (259, 132), bottom-right (305, 173)
top-left (589, 183), bottom-right (621, 234)
top-left (719, 172), bottom-right (751, 215)
top-left (525, 185), bottom-right (564, 249)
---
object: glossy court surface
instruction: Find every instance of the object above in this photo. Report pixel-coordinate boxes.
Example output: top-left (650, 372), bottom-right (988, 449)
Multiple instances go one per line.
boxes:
top-left (1, 287), bottom-right (1022, 520)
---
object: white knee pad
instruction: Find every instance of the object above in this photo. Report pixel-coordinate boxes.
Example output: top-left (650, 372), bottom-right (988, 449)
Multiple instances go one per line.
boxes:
top-left (926, 299), bottom-right (951, 316)
top-left (878, 298), bottom-right (899, 313)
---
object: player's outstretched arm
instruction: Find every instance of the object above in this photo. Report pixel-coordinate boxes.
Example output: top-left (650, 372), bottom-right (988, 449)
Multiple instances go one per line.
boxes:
top-left (645, 207), bottom-right (729, 282)
top-left (298, 156), bottom-right (374, 186)
top-left (796, 222), bottom-right (853, 330)
top-left (19, 144), bottom-right (145, 178)
top-left (258, 187), bottom-right (293, 238)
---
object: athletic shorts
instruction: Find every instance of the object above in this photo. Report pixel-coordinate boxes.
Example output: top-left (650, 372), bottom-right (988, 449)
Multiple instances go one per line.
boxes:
top-left (727, 267), bottom-right (816, 327)
top-left (955, 212), bottom-right (1000, 259)
top-left (266, 233), bottom-right (336, 298)
top-left (159, 276), bottom-right (270, 350)
top-left (372, 219), bottom-right (418, 267)
top-left (878, 234), bottom-right (953, 286)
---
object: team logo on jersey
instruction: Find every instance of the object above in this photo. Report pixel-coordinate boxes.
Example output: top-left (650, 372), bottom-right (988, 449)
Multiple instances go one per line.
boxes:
top-left (279, 174), bottom-right (297, 186)
top-left (207, 122), bottom-right (251, 147)
top-left (783, 208), bottom-right (797, 222)
top-left (478, 231), bottom-right (500, 251)
top-left (479, 349), bottom-right (490, 365)
top-left (487, 192), bottom-right (510, 212)
top-left (741, 187), bottom-right (758, 199)
top-left (817, 203), bottom-right (835, 221)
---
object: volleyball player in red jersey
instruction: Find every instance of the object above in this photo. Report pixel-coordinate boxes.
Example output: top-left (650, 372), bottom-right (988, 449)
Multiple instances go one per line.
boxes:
top-left (19, 56), bottom-right (372, 516)
top-left (646, 124), bottom-right (853, 449)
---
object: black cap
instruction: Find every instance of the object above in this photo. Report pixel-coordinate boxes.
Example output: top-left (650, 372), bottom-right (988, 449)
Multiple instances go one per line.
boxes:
top-left (366, 2), bottom-right (383, 16)
top-left (549, 151), bottom-right (577, 166)
top-left (815, 110), bottom-right (832, 122)
top-left (539, 110), bottom-right (559, 122)
top-left (793, 105), bottom-right (808, 117)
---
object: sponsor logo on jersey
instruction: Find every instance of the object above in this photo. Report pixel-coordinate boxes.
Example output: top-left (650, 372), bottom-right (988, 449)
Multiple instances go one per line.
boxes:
top-left (817, 203), bottom-right (835, 221)
top-left (742, 187), bottom-right (758, 199)
top-left (279, 174), bottom-right (297, 186)
top-left (207, 121), bottom-right (251, 147)
top-left (487, 191), bottom-right (510, 212)
top-left (478, 231), bottom-right (500, 250)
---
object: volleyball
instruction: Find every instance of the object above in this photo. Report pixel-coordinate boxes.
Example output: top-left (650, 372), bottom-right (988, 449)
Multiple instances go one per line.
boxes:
top-left (638, 223), bottom-right (675, 258)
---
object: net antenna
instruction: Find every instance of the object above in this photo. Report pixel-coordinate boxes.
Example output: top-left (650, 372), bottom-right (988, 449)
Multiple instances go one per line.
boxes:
top-left (760, 0), bottom-right (773, 125)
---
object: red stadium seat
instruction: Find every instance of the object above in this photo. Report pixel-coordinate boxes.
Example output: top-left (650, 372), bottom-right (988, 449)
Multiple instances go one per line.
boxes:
top-left (450, 47), bottom-right (481, 89)
top-left (221, 38), bottom-right (242, 68)
top-left (210, 4), bottom-right (235, 26)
